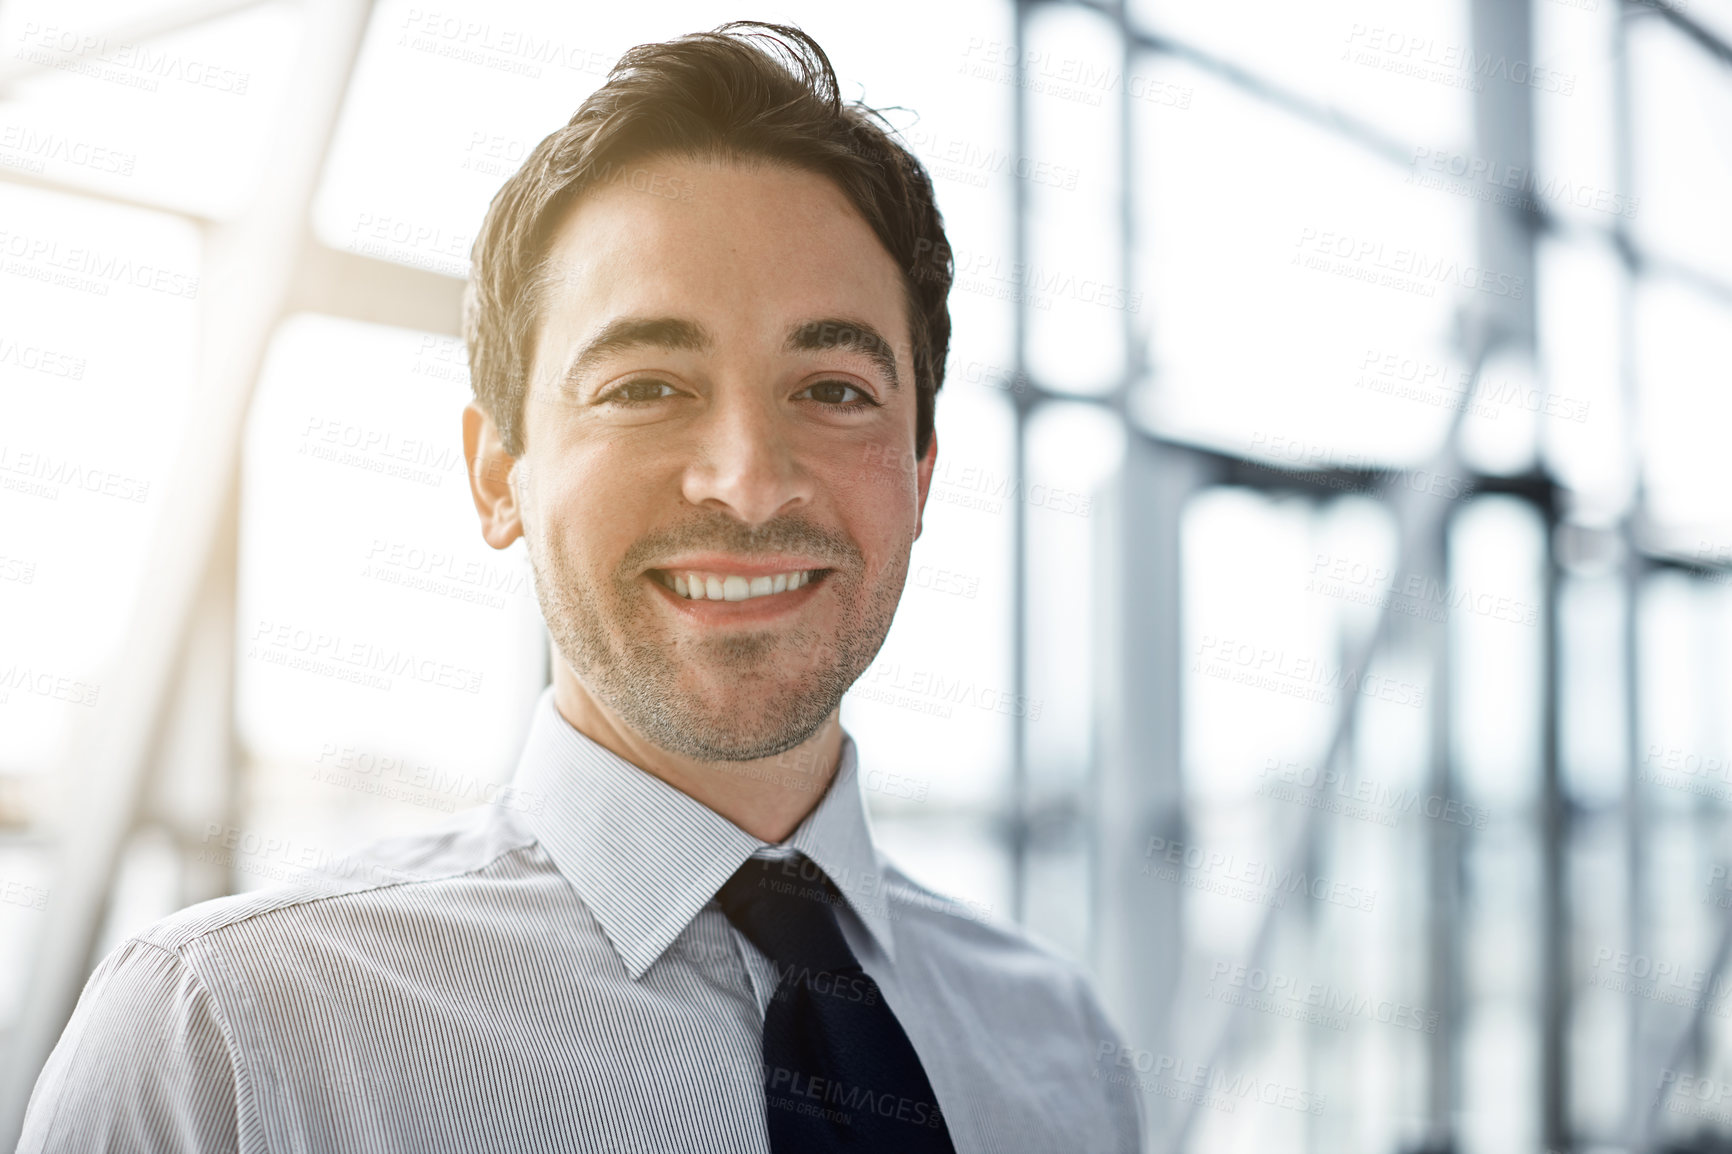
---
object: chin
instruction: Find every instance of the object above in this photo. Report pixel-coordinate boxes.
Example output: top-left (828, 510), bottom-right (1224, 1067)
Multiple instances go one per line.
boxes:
top-left (643, 686), bottom-right (838, 763)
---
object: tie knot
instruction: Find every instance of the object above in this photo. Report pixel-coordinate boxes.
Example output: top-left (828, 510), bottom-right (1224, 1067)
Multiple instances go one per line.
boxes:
top-left (715, 854), bottom-right (858, 975)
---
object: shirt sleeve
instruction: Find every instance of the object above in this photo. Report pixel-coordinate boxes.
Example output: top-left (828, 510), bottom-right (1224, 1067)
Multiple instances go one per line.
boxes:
top-left (16, 937), bottom-right (245, 1154)
top-left (1069, 970), bottom-right (1147, 1154)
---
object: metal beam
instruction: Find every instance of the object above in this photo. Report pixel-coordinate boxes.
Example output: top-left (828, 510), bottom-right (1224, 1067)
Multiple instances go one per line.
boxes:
top-left (0, 2), bottom-right (375, 1143)
top-left (1094, 433), bottom-right (1203, 1151)
top-left (1161, 325), bottom-right (1495, 1153)
top-left (284, 243), bottom-right (465, 336)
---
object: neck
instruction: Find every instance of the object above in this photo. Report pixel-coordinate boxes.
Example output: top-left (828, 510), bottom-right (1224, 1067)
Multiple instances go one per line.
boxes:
top-left (548, 660), bottom-right (843, 843)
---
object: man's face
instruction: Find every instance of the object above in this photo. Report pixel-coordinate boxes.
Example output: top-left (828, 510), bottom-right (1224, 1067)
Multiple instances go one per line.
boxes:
top-left (498, 156), bottom-right (934, 762)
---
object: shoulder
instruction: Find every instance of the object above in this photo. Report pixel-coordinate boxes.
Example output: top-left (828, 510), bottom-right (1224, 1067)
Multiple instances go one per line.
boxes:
top-left (21, 807), bottom-right (565, 1150)
top-left (877, 860), bottom-right (1145, 1149)
top-left (877, 857), bottom-right (1113, 1032)
top-left (880, 858), bottom-right (1085, 987)
top-left (138, 802), bottom-right (543, 955)
top-left (18, 937), bottom-right (247, 1152)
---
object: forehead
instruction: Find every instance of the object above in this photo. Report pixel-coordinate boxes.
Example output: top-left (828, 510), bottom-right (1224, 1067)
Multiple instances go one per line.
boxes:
top-left (531, 157), bottom-right (909, 358)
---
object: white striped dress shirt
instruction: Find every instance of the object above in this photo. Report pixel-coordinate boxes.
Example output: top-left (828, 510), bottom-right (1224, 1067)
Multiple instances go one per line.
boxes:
top-left (18, 690), bottom-right (1144, 1152)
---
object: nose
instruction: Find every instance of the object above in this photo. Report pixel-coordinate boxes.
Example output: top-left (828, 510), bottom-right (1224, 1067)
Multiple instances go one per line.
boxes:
top-left (679, 386), bottom-right (812, 525)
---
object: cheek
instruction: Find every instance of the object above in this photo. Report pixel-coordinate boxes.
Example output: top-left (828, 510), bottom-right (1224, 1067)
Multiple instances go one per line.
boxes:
top-left (819, 456), bottom-right (919, 561)
top-left (524, 447), bottom-right (639, 563)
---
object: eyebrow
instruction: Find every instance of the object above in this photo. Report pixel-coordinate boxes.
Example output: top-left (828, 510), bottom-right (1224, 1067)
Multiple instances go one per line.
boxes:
top-left (785, 318), bottom-right (901, 389)
top-left (561, 316), bottom-right (713, 390)
top-left (557, 314), bottom-right (902, 391)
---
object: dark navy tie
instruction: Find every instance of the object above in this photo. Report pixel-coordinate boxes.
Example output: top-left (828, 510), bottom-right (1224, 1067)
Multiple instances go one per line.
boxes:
top-left (715, 855), bottom-right (957, 1152)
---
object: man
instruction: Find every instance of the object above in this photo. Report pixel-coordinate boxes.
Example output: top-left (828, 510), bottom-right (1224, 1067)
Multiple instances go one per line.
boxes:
top-left (20, 23), bottom-right (1142, 1153)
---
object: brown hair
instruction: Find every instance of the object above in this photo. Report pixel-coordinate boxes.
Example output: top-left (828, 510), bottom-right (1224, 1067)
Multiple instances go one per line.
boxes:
top-left (463, 21), bottom-right (953, 458)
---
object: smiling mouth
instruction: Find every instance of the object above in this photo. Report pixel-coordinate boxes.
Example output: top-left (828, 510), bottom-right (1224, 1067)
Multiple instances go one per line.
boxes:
top-left (651, 568), bottom-right (828, 602)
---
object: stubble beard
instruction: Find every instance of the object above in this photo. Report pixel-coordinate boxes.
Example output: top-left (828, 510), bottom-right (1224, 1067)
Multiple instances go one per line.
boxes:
top-left (525, 517), bottom-right (907, 762)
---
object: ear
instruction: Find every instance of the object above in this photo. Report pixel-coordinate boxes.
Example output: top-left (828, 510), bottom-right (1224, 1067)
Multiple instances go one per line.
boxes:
top-left (913, 429), bottom-right (937, 540)
top-left (463, 403), bottom-right (523, 550)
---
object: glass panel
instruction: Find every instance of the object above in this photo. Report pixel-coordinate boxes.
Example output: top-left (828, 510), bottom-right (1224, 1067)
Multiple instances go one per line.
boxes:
top-left (1532, 0), bottom-right (1623, 231)
top-left (1451, 498), bottom-right (1547, 1154)
top-left (1020, 3), bottom-right (1126, 396)
top-left (1020, 401), bottom-right (1123, 959)
top-left (1630, 17), bottom-right (1732, 281)
top-left (0, 183), bottom-right (200, 774)
top-left (1132, 55), bottom-right (1476, 467)
top-left (1128, 0), bottom-right (1472, 147)
top-left (1535, 236), bottom-right (1628, 515)
top-left (0, 1), bottom-right (305, 219)
top-left (235, 314), bottom-right (547, 854)
top-left (1451, 497), bottom-right (1546, 812)
top-left (1636, 278), bottom-right (1732, 539)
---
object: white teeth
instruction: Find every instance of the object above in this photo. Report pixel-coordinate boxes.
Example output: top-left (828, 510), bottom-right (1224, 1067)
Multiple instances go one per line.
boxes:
top-left (663, 569), bottom-right (816, 601)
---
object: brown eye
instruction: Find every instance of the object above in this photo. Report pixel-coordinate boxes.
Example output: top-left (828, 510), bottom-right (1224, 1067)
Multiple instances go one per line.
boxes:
top-left (801, 380), bottom-right (874, 406)
top-left (607, 378), bottom-right (678, 403)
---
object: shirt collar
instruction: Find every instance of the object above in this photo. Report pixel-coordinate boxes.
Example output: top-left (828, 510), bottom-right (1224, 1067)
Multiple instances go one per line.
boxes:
top-left (509, 689), bottom-right (896, 979)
